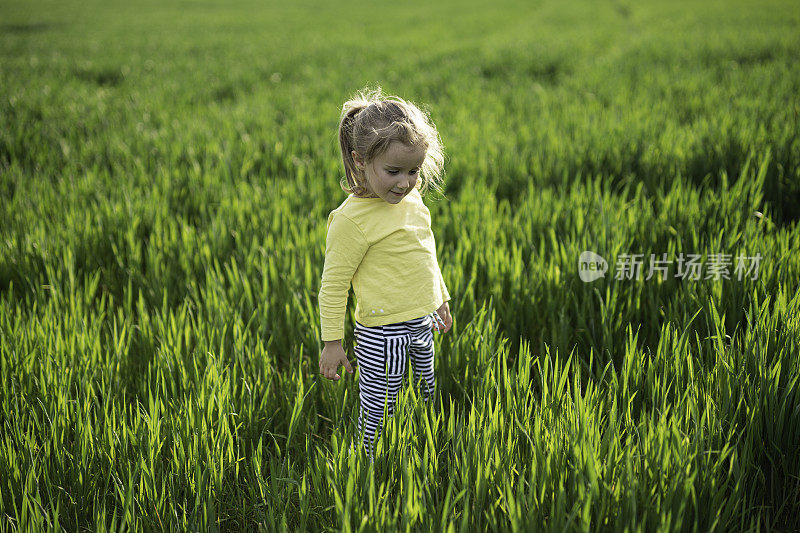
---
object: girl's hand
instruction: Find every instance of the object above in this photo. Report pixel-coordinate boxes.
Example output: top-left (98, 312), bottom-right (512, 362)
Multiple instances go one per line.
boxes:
top-left (432, 301), bottom-right (453, 334)
top-left (319, 342), bottom-right (354, 381)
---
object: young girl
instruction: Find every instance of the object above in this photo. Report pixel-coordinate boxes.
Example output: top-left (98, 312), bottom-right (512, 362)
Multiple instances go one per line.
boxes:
top-left (318, 87), bottom-right (453, 459)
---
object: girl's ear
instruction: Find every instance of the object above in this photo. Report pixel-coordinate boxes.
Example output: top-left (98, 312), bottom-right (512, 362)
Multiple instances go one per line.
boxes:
top-left (351, 150), bottom-right (366, 170)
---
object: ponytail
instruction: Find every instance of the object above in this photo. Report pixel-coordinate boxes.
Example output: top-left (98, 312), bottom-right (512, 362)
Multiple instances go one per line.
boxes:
top-left (338, 103), bottom-right (369, 197)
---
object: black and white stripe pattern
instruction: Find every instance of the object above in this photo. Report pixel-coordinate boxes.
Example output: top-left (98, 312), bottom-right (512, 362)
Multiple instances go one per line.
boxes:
top-left (353, 313), bottom-right (436, 458)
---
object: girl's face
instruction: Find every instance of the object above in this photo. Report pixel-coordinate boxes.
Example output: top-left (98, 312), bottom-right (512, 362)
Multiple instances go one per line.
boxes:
top-left (352, 141), bottom-right (426, 204)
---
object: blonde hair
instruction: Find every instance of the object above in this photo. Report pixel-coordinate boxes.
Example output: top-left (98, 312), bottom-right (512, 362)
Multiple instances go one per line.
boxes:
top-left (337, 86), bottom-right (446, 198)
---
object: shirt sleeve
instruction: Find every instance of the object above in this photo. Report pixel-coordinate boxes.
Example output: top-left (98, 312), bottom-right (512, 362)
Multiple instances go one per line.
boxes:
top-left (318, 213), bottom-right (369, 341)
top-left (438, 263), bottom-right (450, 303)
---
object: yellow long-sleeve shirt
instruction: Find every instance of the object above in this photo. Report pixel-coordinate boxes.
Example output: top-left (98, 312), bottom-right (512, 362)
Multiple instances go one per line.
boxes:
top-left (318, 187), bottom-right (450, 342)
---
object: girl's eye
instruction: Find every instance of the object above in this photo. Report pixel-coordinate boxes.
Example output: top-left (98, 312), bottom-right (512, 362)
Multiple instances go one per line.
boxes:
top-left (387, 170), bottom-right (399, 175)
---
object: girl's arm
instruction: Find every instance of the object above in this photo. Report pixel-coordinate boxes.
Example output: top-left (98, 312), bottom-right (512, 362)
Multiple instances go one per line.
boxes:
top-left (318, 213), bottom-right (367, 381)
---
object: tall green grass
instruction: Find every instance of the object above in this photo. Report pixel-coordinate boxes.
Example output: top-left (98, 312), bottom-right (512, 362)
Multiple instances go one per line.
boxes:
top-left (1, 0), bottom-right (799, 530)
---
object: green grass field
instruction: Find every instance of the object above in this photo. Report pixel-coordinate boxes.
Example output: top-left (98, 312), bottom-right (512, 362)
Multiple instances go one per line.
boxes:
top-left (2, 0), bottom-right (800, 530)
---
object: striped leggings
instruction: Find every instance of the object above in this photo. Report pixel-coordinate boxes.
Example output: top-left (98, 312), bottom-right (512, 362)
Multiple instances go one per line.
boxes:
top-left (354, 312), bottom-right (437, 458)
